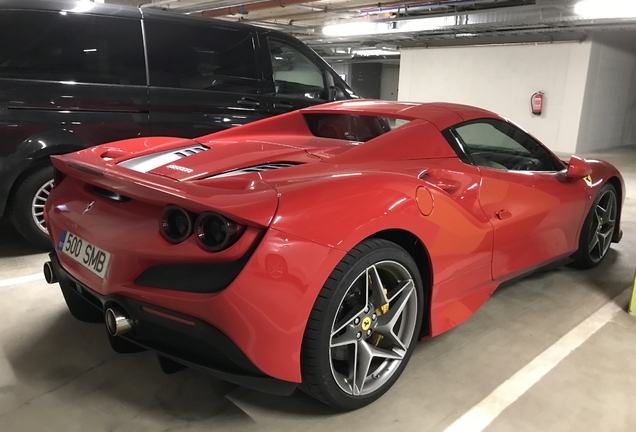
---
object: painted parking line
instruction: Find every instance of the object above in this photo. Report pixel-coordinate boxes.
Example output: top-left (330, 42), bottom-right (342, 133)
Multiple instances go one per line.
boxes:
top-left (443, 288), bottom-right (631, 432)
top-left (0, 273), bottom-right (43, 291)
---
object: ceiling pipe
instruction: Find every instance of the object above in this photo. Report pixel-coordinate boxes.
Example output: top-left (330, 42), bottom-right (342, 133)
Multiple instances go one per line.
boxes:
top-left (201, 0), bottom-right (314, 18)
top-left (239, 0), bottom-right (504, 22)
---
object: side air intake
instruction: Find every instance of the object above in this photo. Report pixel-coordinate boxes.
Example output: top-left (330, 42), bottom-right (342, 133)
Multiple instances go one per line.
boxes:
top-left (118, 144), bottom-right (208, 173)
top-left (208, 162), bottom-right (302, 179)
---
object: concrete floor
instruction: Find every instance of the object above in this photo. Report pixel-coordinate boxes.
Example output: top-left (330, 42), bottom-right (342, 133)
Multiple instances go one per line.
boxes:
top-left (1, 147), bottom-right (635, 432)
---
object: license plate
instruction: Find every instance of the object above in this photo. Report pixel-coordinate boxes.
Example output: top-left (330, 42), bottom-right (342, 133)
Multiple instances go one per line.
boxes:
top-left (57, 230), bottom-right (111, 279)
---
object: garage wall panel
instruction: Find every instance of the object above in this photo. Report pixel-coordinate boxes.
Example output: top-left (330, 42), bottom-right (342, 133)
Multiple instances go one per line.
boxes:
top-left (380, 64), bottom-right (400, 101)
top-left (398, 42), bottom-right (592, 154)
top-left (577, 36), bottom-right (636, 152)
top-left (623, 65), bottom-right (636, 146)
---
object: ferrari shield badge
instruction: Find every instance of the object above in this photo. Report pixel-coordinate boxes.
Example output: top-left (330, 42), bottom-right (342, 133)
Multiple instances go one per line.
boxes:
top-left (583, 175), bottom-right (593, 187)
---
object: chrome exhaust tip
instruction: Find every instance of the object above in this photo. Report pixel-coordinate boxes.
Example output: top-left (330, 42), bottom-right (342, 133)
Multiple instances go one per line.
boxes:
top-left (43, 261), bottom-right (57, 284)
top-left (105, 308), bottom-right (133, 336)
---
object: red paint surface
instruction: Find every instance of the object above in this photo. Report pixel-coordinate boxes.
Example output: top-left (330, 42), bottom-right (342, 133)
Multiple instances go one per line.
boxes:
top-left (45, 100), bottom-right (625, 383)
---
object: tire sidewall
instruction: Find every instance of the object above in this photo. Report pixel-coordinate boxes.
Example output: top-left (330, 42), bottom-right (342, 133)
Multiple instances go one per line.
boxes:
top-left (310, 242), bottom-right (424, 410)
top-left (574, 183), bottom-right (617, 269)
top-left (9, 166), bottom-right (54, 249)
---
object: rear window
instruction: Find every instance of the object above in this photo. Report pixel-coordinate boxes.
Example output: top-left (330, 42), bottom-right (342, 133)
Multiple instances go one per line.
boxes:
top-left (0, 11), bottom-right (145, 85)
top-left (145, 20), bottom-right (258, 93)
top-left (304, 114), bottom-right (409, 142)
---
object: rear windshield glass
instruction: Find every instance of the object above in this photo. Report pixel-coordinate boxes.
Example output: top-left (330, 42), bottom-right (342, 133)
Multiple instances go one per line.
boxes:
top-left (304, 114), bottom-right (410, 142)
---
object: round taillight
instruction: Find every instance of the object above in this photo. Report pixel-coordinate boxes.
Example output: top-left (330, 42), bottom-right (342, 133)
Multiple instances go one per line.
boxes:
top-left (195, 212), bottom-right (244, 252)
top-left (160, 205), bottom-right (192, 244)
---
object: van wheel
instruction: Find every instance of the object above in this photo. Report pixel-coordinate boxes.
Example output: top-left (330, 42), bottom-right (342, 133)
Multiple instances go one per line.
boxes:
top-left (10, 166), bottom-right (55, 250)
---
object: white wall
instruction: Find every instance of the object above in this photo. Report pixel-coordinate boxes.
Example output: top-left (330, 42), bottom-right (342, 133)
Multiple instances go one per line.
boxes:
top-left (623, 64), bottom-right (636, 146)
top-left (380, 64), bottom-right (400, 101)
top-left (398, 42), bottom-right (592, 154)
top-left (330, 62), bottom-right (352, 86)
top-left (577, 35), bottom-right (636, 152)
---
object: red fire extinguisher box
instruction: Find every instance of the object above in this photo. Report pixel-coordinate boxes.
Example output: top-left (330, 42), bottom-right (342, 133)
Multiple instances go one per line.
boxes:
top-left (532, 92), bottom-right (544, 116)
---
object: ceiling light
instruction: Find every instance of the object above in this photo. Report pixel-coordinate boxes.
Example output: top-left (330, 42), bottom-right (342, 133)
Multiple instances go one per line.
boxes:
top-left (66, 1), bottom-right (95, 13)
top-left (353, 49), bottom-right (400, 56)
top-left (323, 22), bottom-right (381, 37)
top-left (575, 0), bottom-right (636, 19)
top-left (323, 16), bottom-right (454, 37)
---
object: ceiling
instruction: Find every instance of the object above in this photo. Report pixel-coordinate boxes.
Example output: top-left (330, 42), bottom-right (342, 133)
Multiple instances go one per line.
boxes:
top-left (101, 0), bottom-right (636, 60)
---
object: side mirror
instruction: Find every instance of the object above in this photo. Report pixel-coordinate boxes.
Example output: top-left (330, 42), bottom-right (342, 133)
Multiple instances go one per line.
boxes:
top-left (566, 155), bottom-right (592, 179)
top-left (329, 85), bottom-right (346, 101)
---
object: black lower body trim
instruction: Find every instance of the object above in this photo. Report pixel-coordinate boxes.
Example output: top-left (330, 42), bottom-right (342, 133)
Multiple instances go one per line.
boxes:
top-left (49, 253), bottom-right (297, 396)
top-left (133, 232), bottom-right (262, 293)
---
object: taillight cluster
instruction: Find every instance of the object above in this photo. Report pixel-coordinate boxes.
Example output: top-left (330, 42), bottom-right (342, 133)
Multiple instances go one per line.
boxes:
top-left (159, 205), bottom-right (245, 252)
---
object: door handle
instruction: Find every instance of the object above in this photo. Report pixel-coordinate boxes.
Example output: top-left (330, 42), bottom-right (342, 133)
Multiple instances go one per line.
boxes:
top-left (237, 97), bottom-right (261, 108)
top-left (495, 210), bottom-right (512, 220)
top-left (273, 101), bottom-right (294, 110)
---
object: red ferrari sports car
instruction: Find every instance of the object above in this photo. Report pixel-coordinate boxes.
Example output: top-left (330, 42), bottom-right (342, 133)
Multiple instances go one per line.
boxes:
top-left (43, 100), bottom-right (623, 410)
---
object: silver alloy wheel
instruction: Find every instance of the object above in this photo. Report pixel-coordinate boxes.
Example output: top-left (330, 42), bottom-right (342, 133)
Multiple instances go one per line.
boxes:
top-left (31, 179), bottom-right (54, 234)
top-left (329, 260), bottom-right (418, 397)
top-left (588, 189), bottom-right (617, 263)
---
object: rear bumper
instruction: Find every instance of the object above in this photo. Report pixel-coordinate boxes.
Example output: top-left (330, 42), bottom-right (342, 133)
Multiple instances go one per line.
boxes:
top-left (49, 252), bottom-right (297, 396)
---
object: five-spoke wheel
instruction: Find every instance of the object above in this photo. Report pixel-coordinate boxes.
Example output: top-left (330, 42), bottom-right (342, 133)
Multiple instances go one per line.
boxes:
top-left (571, 183), bottom-right (618, 269)
top-left (301, 238), bottom-right (423, 410)
top-left (587, 187), bottom-right (617, 263)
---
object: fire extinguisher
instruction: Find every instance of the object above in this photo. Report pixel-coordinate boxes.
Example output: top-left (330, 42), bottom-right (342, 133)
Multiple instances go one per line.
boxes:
top-left (531, 92), bottom-right (544, 116)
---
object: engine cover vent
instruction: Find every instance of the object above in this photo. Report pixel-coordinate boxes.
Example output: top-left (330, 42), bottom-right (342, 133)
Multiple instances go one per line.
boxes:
top-left (209, 162), bottom-right (302, 179)
top-left (118, 144), bottom-right (208, 173)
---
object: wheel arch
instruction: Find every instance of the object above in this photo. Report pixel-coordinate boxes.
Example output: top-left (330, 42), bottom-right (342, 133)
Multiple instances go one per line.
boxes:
top-left (365, 229), bottom-right (433, 339)
top-left (4, 127), bottom-right (87, 215)
top-left (6, 144), bottom-right (85, 211)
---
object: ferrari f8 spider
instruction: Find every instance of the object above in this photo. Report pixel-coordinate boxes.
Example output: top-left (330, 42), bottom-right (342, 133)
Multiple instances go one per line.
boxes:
top-left (43, 100), bottom-right (623, 410)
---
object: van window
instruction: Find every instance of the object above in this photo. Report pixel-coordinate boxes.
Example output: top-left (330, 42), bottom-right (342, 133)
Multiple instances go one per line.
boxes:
top-left (145, 20), bottom-right (258, 93)
top-left (0, 11), bottom-right (146, 85)
top-left (268, 39), bottom-right (327, 100)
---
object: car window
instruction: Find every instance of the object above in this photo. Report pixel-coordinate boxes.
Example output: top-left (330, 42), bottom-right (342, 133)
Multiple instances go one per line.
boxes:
top-left (304, 114), bottom-right (409, 142)
top-left (145, 20), bottom-right (258, 93)
top-left (0, 11), bottom-right (145, 85)
top-left (452, 119), bottom-right (563, 172)
top-left (268, 39), bottom-right (327, 100)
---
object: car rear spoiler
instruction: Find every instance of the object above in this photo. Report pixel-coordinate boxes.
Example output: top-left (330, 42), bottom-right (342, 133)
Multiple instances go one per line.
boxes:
top-left (50, 154), bottom-right (279, 228)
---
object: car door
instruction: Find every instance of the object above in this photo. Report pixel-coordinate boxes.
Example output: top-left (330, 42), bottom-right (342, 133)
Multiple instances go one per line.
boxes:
top-left (144, 15), bottom-right (270, 138)
top-left (261, 36), bottom-right (347, 115)
top-left (448, 119), bottom-right (589, 280)
top-left (0, 9), bottom-right (150, 149)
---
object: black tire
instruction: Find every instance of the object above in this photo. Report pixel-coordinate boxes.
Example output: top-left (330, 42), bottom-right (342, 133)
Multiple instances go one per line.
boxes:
top-left (300, 238), bottom-right (424, 410)
top-left (570, 183), bottom-right (618, 269)
top-left (9, 165), bottom-right (55, 249)
top-left (60, 281), bottom-right (104, 323)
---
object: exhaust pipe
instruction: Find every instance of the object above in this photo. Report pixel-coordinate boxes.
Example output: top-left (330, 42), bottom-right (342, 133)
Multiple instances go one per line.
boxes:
top-left (105, 308), bottom-right (133, 336)
top-left (43, 261), bottom-right (57, 284)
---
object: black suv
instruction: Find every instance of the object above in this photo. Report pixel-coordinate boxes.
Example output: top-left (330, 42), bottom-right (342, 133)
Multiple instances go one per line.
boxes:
top-left (0, 0), bottom-right (355, 248)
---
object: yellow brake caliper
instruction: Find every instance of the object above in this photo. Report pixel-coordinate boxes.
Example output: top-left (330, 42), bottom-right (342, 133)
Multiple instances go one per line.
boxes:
top-left (372, 286), bottom-right (389, 346)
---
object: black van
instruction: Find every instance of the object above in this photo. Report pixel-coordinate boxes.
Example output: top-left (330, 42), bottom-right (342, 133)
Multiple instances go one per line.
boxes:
top-left (0, 0), bottom-right (355, 248)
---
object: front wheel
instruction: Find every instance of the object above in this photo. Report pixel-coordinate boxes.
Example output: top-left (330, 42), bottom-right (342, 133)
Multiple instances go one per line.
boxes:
top-left (301, 238), bottom-right (423, 410)
top-left (570, 183), bottom-right (618, 269)
top-left (9, 166), bottom-right (55, 249)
